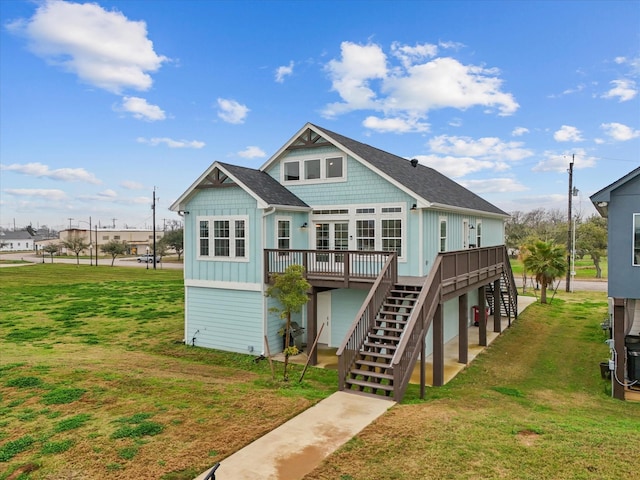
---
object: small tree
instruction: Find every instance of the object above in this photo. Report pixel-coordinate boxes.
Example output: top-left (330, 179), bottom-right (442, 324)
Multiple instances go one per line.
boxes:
top-left (101, 240), bottom-right (128, 266)
top-left (42, 243), bottom-right (60, 263)
top-left (159, 228), bottom-right (184, 260)
top-left (265, 264), bottom-right (311, 381)
top-left (523, 240), bottom-right (567, 304)
top-left (62, 236), bottom-right (90, 265)
top-left (576, 215), bottom-right (607, 278)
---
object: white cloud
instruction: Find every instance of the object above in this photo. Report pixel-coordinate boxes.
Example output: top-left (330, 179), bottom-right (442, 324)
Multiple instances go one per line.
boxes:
top-left (0, 162), bottom-right (101, 184)
top-left (97, 189), bottom-right (118, 198)
top-left (217, 98), bottom-right (249, 124)
top-left (390, 41), bottom-right (438, 69)
top-left (363, 116), bottom-right (430, 133)
top-left (7, 0), bottom-right (168, 94)
top-left (459, 178), bottom-right (528, 194)
top-left (512, 127), bottom-right (529, 137)
top-left (601, 122), bottom-right (640, 141)
top-left (275, 61), bottom-right (294, 83)
top-left (412, 155), bottom-right (494, 178)
top-left (324, 42), bottom-right (387, 117)
top-left (238, 146), bottom-right (266, 159)
top-left (428, 135), bottom-right (533, 162)
top-left (322, 41), bottom-right (518, 129)
top-left (121, 97), bottom-right (166, 121)
top-left (137, 137), bottom-right (205, 148)
top-left (120, 180), bottom-right (145, 190)
top-left (602, 79), bottom-right (637, 102)
top-left (4, 188), bottom-right (67, 201)
top-left (532, 149), bottom-right (597, 173)
top-left (553, 125), bottom-right (584, 142)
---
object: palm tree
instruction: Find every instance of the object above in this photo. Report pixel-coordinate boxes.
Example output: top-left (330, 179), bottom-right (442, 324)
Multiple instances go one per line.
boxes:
top-left (523, 240), bottom-right (567, 304)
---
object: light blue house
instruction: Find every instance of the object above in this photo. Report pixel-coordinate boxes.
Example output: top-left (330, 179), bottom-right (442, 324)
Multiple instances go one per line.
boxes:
top-left (170, 123), bottom-right (517, 401)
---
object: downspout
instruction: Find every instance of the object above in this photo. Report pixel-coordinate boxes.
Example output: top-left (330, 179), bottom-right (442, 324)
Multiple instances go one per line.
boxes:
top-left (177, 209), bottom-right (189, 344)
top-left (261, 207), bottom-right (276, 355)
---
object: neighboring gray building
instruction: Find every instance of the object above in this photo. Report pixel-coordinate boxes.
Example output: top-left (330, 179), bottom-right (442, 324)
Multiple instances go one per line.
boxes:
top-left (591, 166), bottom-right (640, 401)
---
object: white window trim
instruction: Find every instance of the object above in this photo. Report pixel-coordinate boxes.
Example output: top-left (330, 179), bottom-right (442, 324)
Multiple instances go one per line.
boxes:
top-left (310, 203), bottom-right (406, 261)
top-left (439, 217), bottom-right (447, 253)
top-left (476, 221), bottom-right (482, 248)
top-left (281, 154), bottom-right (347, 185)
top-left (633, 213), bottom-right (640, 266)
top-left (276, 216), bottom-right (292, 252)
top-left (197, 215), bottom-right (249, 262)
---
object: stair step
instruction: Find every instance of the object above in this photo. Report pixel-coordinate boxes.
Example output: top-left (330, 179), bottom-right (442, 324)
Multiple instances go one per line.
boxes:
top-left (368, 333), bottom-right (400, 342)
top-left (346, 378), bottom-right (393, 392)
top-left (356, 358), bottom-right (392, 368)
top-left (350, 368), bottom-right (394, 381)
top-left (380, 310), bottom-right (411, 317)
top-left (373, 325), bottom-right (404, 334)
top-left (359, 350), bottom-right (394, 360)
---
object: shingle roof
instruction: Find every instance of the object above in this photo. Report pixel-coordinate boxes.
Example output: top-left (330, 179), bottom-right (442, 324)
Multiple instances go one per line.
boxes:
top-left (219, 162), bottom-right (308, 208)
top-left (311, 124), bottom-right (508, 216)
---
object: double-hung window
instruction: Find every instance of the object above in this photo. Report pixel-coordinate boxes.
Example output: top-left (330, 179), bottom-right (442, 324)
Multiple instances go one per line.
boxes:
top-left (277, 219), bottom-right (291, 251)
top-left (476, 222), bottom-right (482, 248)
top-left (382, 219), bottom-right (402, 256)
top-left (356, 220), bottom-right (375, 251)
top-left (198, 216), bottom-right (248, 260)
top-left (439, 218), bottom-right (447, 252)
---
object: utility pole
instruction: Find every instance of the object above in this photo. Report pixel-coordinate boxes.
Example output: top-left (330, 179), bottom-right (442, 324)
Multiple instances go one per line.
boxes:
top-left (152, 187), bottom-right (157, 270)
top-left (566, 156), bottom-right (574, 293)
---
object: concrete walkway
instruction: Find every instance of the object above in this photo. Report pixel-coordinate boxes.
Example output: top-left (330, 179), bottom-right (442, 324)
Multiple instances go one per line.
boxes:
top-left (195, 296), bottom-right (538, 480)
top-left (194, 391), bottom-right (394, 480)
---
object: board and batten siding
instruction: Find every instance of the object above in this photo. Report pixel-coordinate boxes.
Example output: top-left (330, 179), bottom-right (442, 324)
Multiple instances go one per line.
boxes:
top-left (608, 176), bottom-right (640, 299)
top-left (183, 185), bottom-right (262, 285)
top-left (186, 286), bottom-right (263, 354)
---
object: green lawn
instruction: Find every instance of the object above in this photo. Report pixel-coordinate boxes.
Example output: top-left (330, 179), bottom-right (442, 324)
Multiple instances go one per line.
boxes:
top-left (1, 264), bottom-right (637, 480)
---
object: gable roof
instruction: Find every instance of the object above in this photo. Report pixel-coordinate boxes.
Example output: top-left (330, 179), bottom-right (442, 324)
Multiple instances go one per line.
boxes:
top-left (276, 123), bottom-right (508, 216)
top-left (170, 161), bottom-right (308, 212)
top-left (590, 166), bottom-right (640, 217)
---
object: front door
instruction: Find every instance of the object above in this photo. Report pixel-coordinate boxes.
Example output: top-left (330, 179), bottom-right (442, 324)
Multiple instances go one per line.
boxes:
top-left (317, 291), bottom-right (331, 345)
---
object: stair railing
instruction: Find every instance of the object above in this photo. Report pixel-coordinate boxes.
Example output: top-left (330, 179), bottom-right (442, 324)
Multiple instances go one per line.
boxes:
top-left (337, 253), bottom-right (397, 391)
top-left (501, 247), bottom-right (518, 319)
top-left (389, 255), bottom-right (443, 401)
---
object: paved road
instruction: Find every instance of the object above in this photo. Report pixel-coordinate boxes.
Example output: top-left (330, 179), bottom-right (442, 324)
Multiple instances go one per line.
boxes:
top-left (514, 276), bottom-right (607, 293)
top-left (1, 252), bottom-right (183, 270)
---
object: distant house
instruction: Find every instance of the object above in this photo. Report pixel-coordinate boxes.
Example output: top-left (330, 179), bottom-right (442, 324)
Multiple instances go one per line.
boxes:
top-left (0, 230), bottom-right (36, 252)
top-left (591, 166), bottom-right (640, 401)
top-left (170, 123), bottom-right (517, 401)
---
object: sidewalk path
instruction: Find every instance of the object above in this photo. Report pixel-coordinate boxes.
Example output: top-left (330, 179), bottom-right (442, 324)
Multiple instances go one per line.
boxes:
top-left (194, 391), bottom-right (394, 480)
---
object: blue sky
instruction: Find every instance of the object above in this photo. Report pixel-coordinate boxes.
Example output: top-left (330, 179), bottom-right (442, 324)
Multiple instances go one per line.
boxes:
top-left (1, 0), bottom-right (638, 231)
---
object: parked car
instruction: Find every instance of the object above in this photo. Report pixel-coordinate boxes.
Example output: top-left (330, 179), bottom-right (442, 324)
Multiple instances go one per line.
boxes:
top-left (137, 254), bottom-right (161, 263)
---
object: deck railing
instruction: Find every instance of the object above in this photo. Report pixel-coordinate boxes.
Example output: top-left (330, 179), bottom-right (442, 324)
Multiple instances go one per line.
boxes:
top-left (336, 253), bottom-right (398, 390)
top-left (264, 249), bottom-right (393, 286)
top-left (389, 245), bottom-right (516, 400)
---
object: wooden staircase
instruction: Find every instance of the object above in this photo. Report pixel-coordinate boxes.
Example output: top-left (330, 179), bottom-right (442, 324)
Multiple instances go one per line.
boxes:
top-left (344, 285), bottom-right (421, 396)
top-left (485, 272), bottom-right (518, 319)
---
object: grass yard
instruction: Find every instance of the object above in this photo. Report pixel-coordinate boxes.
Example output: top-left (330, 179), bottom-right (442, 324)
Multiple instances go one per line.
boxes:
top-left (307, 291), bottom-right (639, 479)
top-left (510, 255), bottom-right (608, 280)
top-left (1, 265), bottom-right (638, 479)
top-left (0, 265), bottom-right (336, 479)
